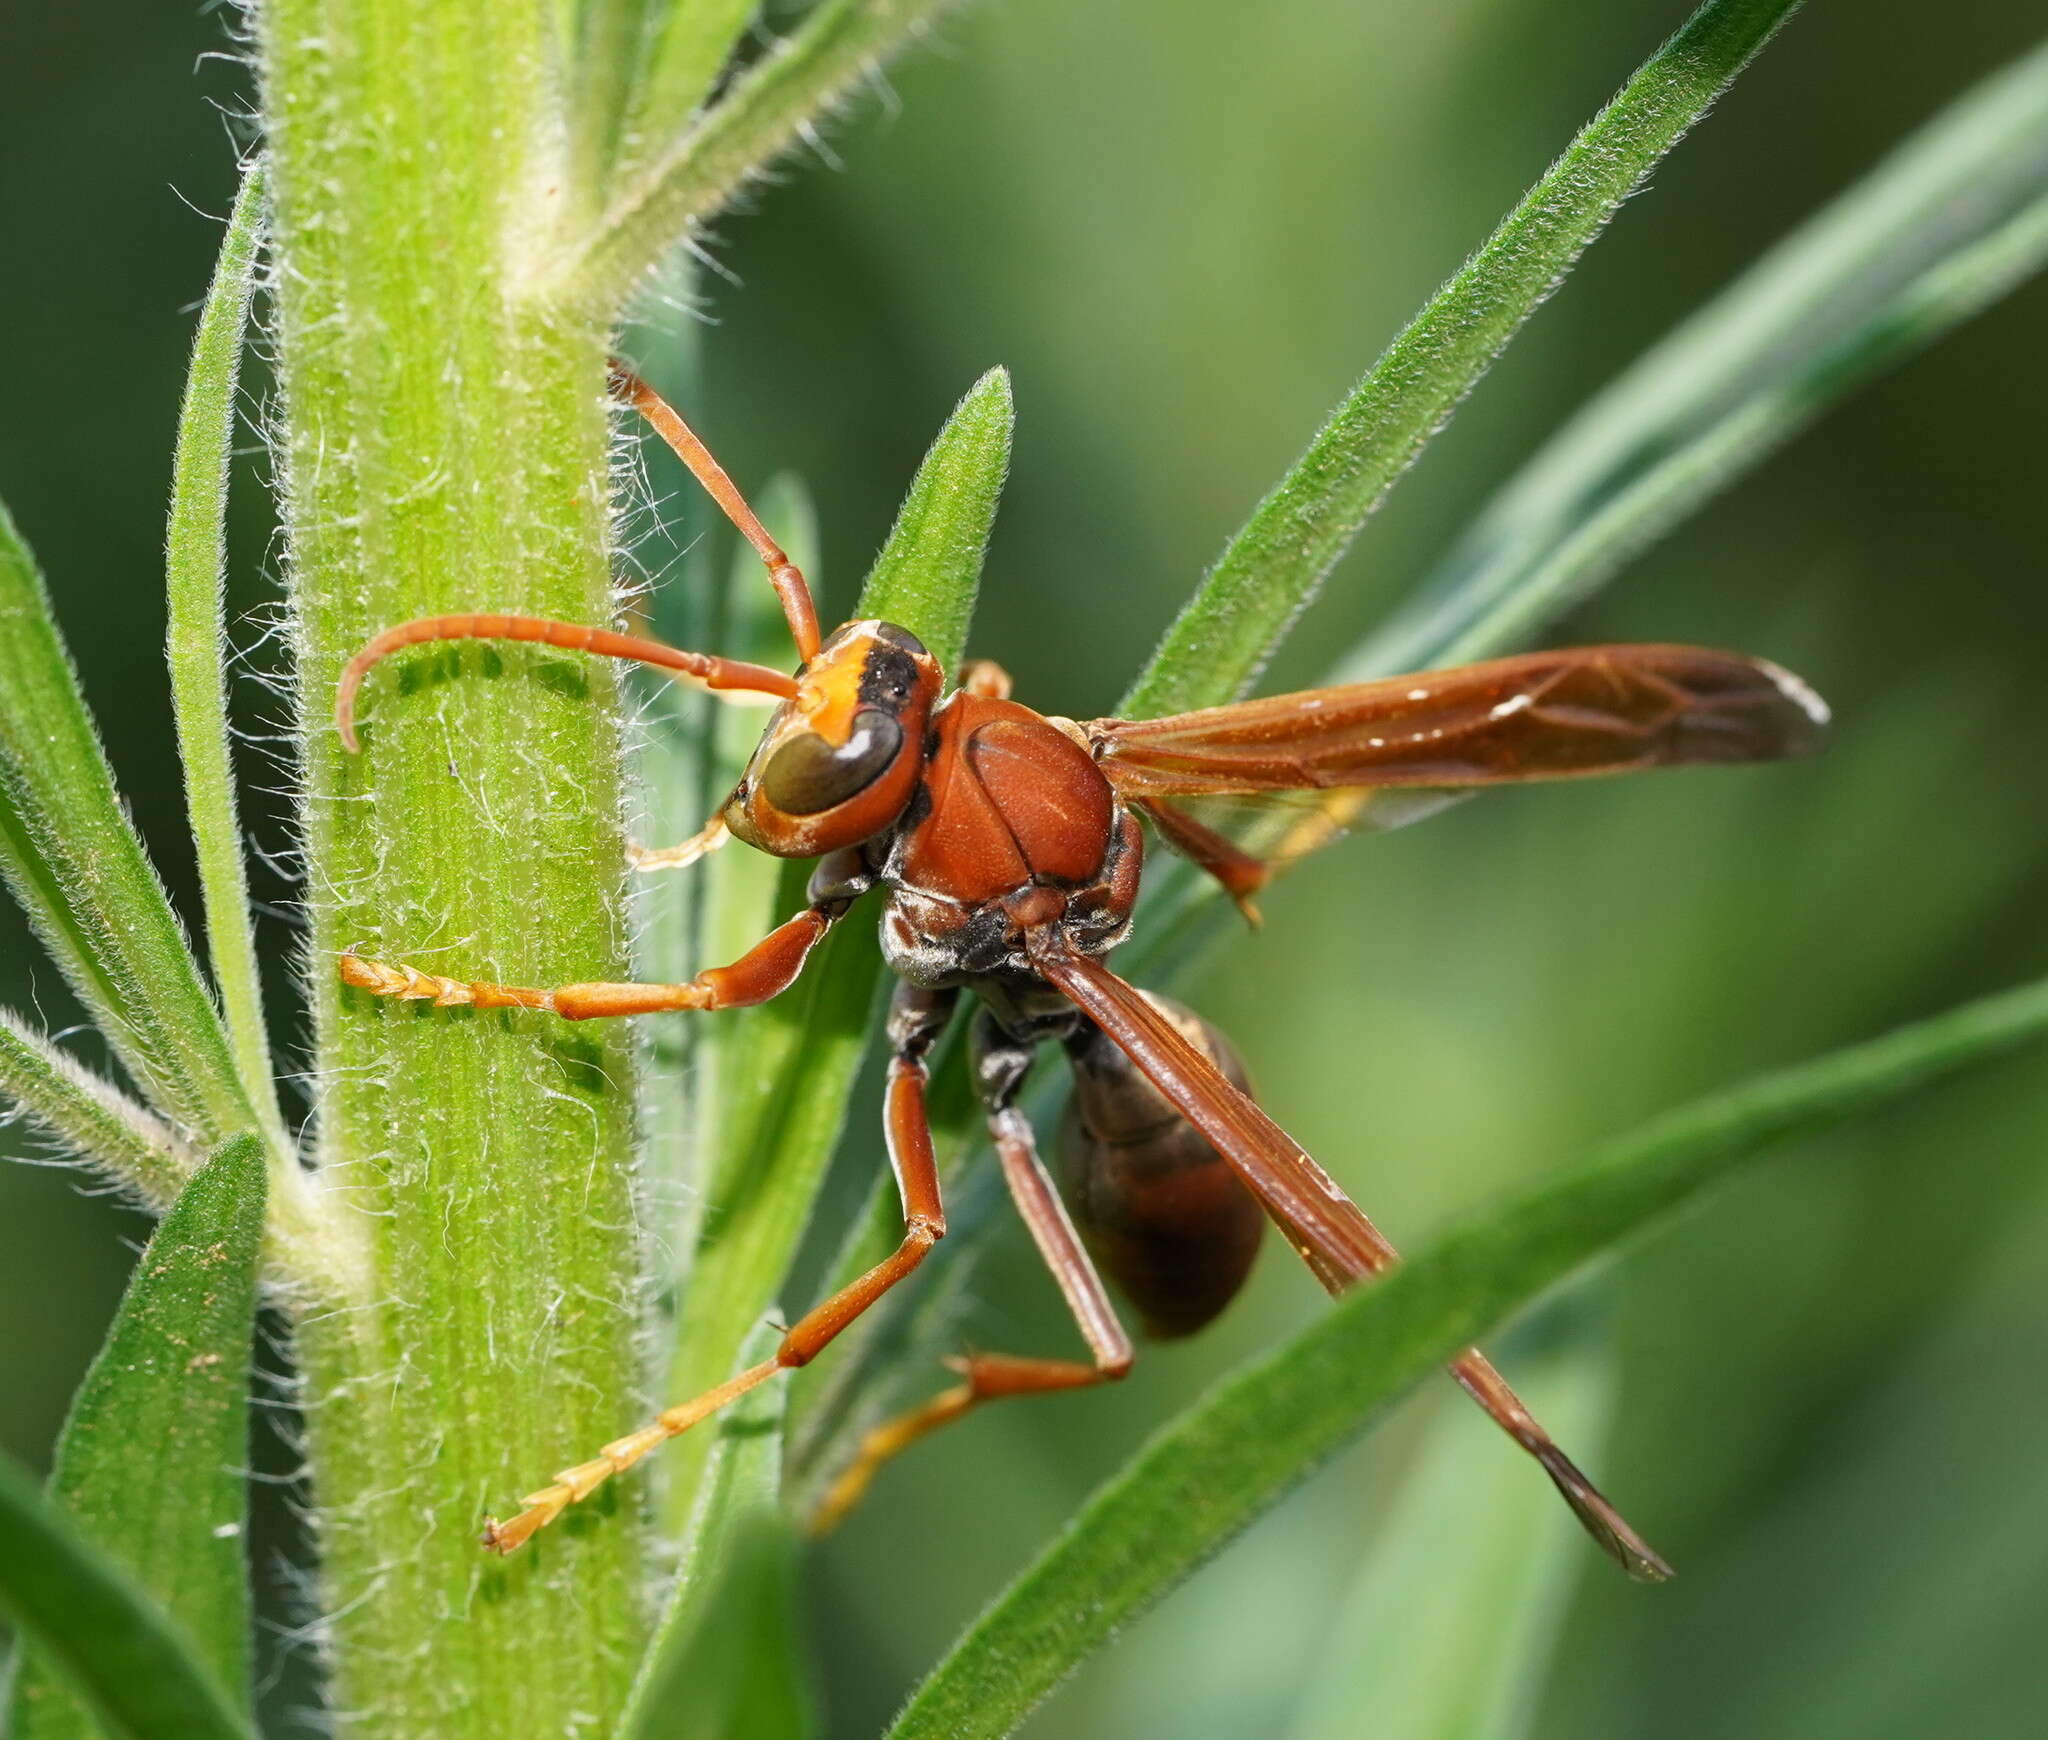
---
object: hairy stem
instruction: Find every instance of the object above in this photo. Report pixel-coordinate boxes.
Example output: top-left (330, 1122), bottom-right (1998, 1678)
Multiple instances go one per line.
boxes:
top-left (259, 2), bottom-right (647, 1731)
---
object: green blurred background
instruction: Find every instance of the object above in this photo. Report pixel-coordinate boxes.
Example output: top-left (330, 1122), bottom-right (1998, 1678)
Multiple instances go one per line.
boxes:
top-left (4, 2), bottom-right (2045, 1735)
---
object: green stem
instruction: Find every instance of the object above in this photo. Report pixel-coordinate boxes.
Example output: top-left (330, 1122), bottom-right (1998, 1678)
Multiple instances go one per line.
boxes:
top-left (258, 2), bottom-right (647, 1731)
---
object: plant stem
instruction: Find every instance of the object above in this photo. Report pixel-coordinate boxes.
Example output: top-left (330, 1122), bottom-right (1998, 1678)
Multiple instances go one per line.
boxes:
top-left (258, 3), bottom-right (648, 1732)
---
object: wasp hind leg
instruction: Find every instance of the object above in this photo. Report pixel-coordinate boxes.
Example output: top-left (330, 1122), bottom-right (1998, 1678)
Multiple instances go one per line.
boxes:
top-left (811, 1006), bottom-right (1134, 1534)
top-left (481, 978), bottom-right (955, 1552)
top-left (1132, 797), bottom-right (1271, 926)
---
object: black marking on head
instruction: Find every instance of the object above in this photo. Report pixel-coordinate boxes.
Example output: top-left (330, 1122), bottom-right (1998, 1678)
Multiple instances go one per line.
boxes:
top-left (857, 643), bottom-right (920, 711)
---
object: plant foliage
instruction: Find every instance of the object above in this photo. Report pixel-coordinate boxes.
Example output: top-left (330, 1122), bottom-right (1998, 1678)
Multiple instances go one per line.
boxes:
top-left (0, 3), bottom-right (2044, 1735)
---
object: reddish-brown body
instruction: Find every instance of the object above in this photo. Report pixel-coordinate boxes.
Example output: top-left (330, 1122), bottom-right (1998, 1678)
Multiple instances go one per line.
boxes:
top-left (866, 695), bottom-right (1262, 1341)
top-left (331, 367), bottom-right (1829, 1567)
top-left (881, 695), bottom-right (1141, 995)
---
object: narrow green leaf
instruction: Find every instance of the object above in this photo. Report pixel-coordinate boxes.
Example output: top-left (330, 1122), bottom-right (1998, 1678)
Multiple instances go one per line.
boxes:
top-left (559, 0), bottom-right (969, 313)
top-left (0, 1011), bottom-right (199, 1212)
top-left (644, 472), bottom-right (821, 1273)
top-left (857, 366), bottom-right (1012, 675)
top-left (165, 161), bottom-right (283, 1145)
top-left (567, 0), bottom-right (673, 193)
top-left (658, 376), bottom-right (1006, 1528)
top-left (568, 0), bottom-right (763, 206)
top-left (0, 1009), bottom-right (342, 1301)
top-left (635, 1518), bottom-right (814, 1740)
top-left (615, 0), bottom-right (761, 182)
top-left (1351, 37), bottom-right (2048, 679)
top-left (1119, 0), bottom-right (1805, 721)
top-left (887, 974), bottom-right (2048, 1740)
top-left (626, 1322), bottom-right (815, 1740)
top-left (0, 501), bottom-right (255, 1141)
top-left (0, 1448), bottom-right (255, 1740)
top-left (1286, 1303), bottom-right (1615, 1740)
top-left (9, 1134), bottom-right (265, 1739)
top-left (1121, 38), bottom-right (2048, 988)
top-left (660, 883), bottom-right (885, 1533)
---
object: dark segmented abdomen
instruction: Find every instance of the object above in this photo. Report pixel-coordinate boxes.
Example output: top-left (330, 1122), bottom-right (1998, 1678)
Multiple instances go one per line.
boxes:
top-left (1058, 994), bottom-right (1263, 1340)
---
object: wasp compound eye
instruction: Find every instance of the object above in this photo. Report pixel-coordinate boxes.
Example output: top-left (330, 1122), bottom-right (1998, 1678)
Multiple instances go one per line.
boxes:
top-left (758, 708), bottom-right (905, 815)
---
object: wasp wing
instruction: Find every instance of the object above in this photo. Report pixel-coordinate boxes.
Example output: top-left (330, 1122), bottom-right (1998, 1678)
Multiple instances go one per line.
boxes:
top-left (1029, 933), bottom-right (1671, 1582)
top-left (1085, 644), bottom-right (1827, 800)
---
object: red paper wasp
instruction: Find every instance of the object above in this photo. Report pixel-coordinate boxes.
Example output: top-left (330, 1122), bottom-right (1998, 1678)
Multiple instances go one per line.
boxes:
top-left (334, 367), bottom-right (1827, 1573)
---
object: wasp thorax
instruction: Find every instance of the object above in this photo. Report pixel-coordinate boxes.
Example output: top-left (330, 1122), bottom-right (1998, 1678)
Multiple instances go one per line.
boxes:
top-left (723, 619), bottom-right (941, 857)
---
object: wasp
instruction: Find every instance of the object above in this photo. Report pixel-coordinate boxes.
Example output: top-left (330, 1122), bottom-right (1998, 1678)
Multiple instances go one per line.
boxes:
top-left (334, 367), bottom-right (1826, 1572)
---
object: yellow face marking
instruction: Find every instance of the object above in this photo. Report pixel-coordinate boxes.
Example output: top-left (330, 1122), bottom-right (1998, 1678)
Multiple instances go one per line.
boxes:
top-left (791, 626), bottom-right (881, 749)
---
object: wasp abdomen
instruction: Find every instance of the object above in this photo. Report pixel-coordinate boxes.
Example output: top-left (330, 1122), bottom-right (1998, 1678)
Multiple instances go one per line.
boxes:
top-left (1058, 996), bottom-right (1263, 1340)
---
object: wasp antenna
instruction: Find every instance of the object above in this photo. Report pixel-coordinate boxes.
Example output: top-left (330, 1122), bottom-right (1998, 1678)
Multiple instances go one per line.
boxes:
top-left (608, 361), bottom-right (823, 664)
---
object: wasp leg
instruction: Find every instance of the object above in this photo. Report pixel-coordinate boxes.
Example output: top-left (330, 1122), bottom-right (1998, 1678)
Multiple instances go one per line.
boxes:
top-left (1133, 797), bottom-right (1270, 927)
top-left (626, 812), bottom-right (731, 875)
top-left (1032, 934), bottom-right (1674, 1583)
top-left (810, 1009), bottom-right (1134, 1534)
top-left (957, 658), bottom-right (1013, 700)
top-left (481, 981), bottom-right (957, 1553)
top-left (342, 852), bottom-right (868, 1020)
top-left (333, 613), bottom-right (797, 753)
